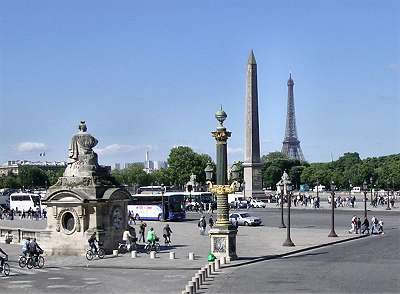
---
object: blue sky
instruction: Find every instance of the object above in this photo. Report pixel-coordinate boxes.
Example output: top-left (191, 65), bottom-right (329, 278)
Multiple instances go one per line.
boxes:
top-left (0, 1), bottom-right (399, 166)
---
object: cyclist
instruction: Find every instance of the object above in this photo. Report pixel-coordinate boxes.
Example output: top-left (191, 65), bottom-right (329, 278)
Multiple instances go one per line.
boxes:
top-left (146, 227), bottom-right (157, 247)
top-left (163, 224), bottom-right (172, 245)
top-left (0, 247), bottom-right (8, 272)
top-left (122, 226), bottom-right (134, 251)
top-left (21, 237), bottom-right (31, 257)
top-left (88, 232), bottom-right (98, 253)
top-left (29, 238), bottom-right (43, 259)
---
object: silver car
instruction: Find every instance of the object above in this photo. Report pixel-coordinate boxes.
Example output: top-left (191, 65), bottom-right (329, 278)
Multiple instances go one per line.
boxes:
top-left (229, 212), bottom-right (262, 226)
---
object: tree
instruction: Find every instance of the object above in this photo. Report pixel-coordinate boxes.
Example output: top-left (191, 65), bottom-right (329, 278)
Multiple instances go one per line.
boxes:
top-left (18, 166), bottom-right (48, 188)
top-left (167, 146), bottom-right (212, 187)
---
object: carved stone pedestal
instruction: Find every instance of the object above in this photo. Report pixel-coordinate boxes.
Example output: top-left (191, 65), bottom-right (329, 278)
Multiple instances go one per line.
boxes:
top-left (209, 227), bottom-right (237, 260)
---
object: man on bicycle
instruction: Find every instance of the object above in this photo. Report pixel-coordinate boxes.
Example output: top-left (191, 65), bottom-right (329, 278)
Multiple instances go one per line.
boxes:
top-left (22, 237), bottom-right (31, 257)
top-left (0, 247), bottom-right (8, 272)
top-left (88, 232), bottom-right (98, 253)
top-left (146, 227), bottom-right (157, 246)
top-left (122, 227), bottom-right (135, 251)
top-left (163, 224), bottom-right (172, 245)
top-left (29, 238), bottom-right (43, 258)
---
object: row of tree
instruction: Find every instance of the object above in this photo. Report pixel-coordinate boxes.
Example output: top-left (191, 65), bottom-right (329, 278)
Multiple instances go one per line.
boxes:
top-left (1, 147), bottom-right (399, 191)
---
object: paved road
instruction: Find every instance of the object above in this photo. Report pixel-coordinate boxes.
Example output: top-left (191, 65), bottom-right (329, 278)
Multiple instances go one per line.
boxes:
top-left (0, 263), bottom-right (193, 294)
top-left (207, 229), bottom-right (400, 293)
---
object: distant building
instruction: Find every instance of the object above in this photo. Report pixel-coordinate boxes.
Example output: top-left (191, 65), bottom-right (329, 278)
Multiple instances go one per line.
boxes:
top-left (0, 160), bottom-right (67, 177)
top-left (114, 163), bottom-right (121, 170)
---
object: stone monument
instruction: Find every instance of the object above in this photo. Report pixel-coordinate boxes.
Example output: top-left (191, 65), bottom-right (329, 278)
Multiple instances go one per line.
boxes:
top-left (243, 50), bottom-right (264, 198)
top-left (41, 121), bottom-right (130, 255)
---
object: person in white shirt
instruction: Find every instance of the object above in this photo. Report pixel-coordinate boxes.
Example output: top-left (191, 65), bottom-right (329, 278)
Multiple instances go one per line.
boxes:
top-left (122, 227), bottom-right (133, 251)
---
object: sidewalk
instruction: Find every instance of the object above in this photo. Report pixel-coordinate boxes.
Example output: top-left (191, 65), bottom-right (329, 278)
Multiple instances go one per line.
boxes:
top-left (2, 220), bottom-right (367, 270)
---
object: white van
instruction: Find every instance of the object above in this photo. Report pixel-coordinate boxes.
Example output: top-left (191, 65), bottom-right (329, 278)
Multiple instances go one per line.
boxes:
top-left (351, 187), bottom-right (361, 193)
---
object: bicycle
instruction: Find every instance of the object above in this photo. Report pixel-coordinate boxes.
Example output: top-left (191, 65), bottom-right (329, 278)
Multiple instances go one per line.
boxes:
top-left (144, 241), bottom-right (161, 254)
top-left (85, 242), bottom-right (105, 261)
top-left (118, 241), bottom-right (137, 254)
top-left (26, 254), bottom-right (45, 269)
top-left (1, 256), bottom-right (10, 276)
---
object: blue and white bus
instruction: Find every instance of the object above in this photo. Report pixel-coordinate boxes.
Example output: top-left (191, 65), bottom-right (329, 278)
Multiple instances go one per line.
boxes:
top-left (127, 192), bottom-right (186, 221)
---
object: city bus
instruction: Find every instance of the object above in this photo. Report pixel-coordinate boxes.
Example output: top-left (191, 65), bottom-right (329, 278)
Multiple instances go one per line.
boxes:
top-left (9, 192), bottom-right (42, 212)
top-left (127, 192), bottom-right (186, 221)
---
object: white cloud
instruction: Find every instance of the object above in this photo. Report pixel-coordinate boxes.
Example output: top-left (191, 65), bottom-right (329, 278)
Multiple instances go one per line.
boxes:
top-left (94, 144), bottom-right (154, 156)
top-left (227, 147), bottom-right (243, 155)
top-left (16, 142), bottom-right (48, 153)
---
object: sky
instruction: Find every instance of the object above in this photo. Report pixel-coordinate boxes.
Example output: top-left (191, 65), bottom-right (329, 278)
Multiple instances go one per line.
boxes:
top-left (0, 0), bottom-right (399, 167)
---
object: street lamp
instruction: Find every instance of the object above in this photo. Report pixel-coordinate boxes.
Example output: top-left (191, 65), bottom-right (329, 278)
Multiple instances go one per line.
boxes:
top-left (161, 184), bottom-right (166, 221)
top-left (386, 180), bottom-right (391, 211)
top-left (362, 180), bottom-right (368, 219)
top-left (369, 177), bottom-right (373, 206)
top-left (316, 179), bottom-right (320, 202)
top-left (282, 171), bottom-right (294, 247)
top-left (328, 181), bottom-right (338, 237)
top-left (276, 179), bottom-right (286, 228)
top-left (205, 108), bottom-right (239, 260)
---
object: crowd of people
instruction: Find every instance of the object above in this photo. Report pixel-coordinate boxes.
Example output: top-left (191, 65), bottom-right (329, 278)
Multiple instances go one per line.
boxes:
top-left (0, 208), bottom-right (47, 221)
top-left (348, 215), bottom-right (384, 235)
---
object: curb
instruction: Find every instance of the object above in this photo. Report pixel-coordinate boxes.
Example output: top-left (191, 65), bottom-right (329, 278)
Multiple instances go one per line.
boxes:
top-left (225, 233), bottom-right (369, 268)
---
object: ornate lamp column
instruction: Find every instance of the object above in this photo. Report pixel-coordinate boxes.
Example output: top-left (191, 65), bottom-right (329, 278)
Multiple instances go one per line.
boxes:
top-left (328, 181), bottom-right (338, 237)
top-left (282, 171), bottom-right (294, 247)
top-left (362, 180), bottom-right (368, 219)
top-left (276, 180), bottom-right (286, 228)
top-left (205, 108), bottom-right (239, 260)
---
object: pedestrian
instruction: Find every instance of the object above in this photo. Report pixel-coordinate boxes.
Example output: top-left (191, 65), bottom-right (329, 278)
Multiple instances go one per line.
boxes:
top-left (361, 217), bottom-right (370, 235)
top-left (356, 217), bottom-right (361, 234)
top-left (351, 195), bottom-right (356, 208)
top-left (138, 220), bottom-right (147, 243)
top-left (378, 220), bottom-right (384, 235)
top-left (208, 215), bottom-right (214, 229)
top-left (198, 216), bottom-right (206, 235)
top-left (348, 215), bottom-right (357, 234)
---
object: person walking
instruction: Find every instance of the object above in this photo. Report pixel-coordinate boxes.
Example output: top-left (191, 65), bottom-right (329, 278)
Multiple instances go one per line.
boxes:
top-left (361, 217), bottom-right (370, 235)
top-left (138, 221), bottom-right (147, 243)
top-left (356, 217), bottom-right (361, 234)
top-left (208, 216), bottom-right (214, 229)
top-left (198, 216), bottom-right (206, 235)
top-left (348, 215), bottom-right (357, 234)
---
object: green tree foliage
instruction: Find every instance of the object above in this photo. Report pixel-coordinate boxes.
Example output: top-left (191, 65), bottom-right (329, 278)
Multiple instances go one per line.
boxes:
top-left (111, 163), bottom-right (152, 187)
top-left (167, 146), bottom-right (212, 187)
top-left (261, 151), bottom-right (308, 189)
top-left (18, 166), bottom-right (48, 188)
top-left (301, 153), bottom-right (400, 190)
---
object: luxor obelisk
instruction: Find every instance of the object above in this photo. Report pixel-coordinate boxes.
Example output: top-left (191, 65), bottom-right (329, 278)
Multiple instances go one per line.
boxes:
top-left (243, 50), bottom-right (264, 198)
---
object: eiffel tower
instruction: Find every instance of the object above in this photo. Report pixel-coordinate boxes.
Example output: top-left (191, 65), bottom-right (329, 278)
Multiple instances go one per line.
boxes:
top-left (281, 73), bottom-right (305, 161)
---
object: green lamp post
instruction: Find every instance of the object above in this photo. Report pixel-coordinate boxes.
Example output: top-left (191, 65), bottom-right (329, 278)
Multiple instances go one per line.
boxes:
top-left (205, 107), bottom-right (239, 260)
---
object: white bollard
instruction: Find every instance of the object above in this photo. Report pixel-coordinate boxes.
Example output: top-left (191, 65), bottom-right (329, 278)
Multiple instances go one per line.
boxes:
top-left (150, 251), bottom-right (156, 259)
top-left (181, 290), bottom-right (188, 294)
top-left (201, 268), bottom-right (207, 280)
top-left (210, 262), bottom-right (215, 273)
top-left (192, 276), bottom-right (199, 291)
top-left (169, 251), bottom-right (176, 259)
top-left (225, 256), bottom-right (231, 264)
top-left (185, 284), bottom-right (194, 294)
top-left (195, 273), bottom-right (202, 285)
top-left (188, 252), bottom-right (195, 260)
top-left (215, 259), bottom-right (220, 270)
top-left (220, 256), bottom-right (226, 265)
top-left (188, 281), bottom-right (196, 293)
top-left (113, 249), bottom-right (118, 257)
top-left (131, 250), bottom-right (137, 258)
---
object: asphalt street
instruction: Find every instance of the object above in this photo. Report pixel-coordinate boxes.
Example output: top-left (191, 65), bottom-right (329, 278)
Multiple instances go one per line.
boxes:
top-left (207, 229), bottom-right (400, 293)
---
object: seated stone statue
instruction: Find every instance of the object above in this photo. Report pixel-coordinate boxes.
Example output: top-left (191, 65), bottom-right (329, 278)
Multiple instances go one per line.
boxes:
top-left (63, 121), bottom-right (99, 178)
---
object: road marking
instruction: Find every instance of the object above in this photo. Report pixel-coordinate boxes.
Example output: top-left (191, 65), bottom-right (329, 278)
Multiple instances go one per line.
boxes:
top-left (48, 267), bottom-right (60, 271)
top-left (7, 284), bottom-right (33, 289)
top-left (47, 285), bottom-right (73, 289)
top-left (8, 281), bottom-right (32, 284)
top-left (60, 266), bottom-right (72, 270)
top-left (82, 277), bottom-right (98, 280)
top-left (84, 281), bottom-right (102, 285)
top-left (9, 268), bottom-right (36, 276)
top-left (48, 277), bottom-right (64, 280)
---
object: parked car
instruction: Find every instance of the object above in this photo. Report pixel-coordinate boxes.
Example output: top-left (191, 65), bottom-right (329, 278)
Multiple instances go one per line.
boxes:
top-left (250, 199), bottom-right (266, 208)
top-left (229, 212), bottom-right (262, 226)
